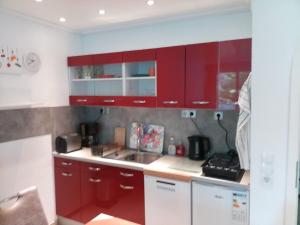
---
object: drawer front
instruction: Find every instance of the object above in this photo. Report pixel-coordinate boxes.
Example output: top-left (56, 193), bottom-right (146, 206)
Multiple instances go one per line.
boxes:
top-left (54, 158), bottom-right (81, 171)
top-left (95, 96), bottom-right (120, 106)
top-left (81, 162), bottom-right (103, 173)
top-left (69, 96), bottom-right (96, 106)
top-left (119, 97), bottom-right (156, 107)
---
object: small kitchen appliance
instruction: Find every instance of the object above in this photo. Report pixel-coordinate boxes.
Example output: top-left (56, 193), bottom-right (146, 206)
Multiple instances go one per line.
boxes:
top-left (202, 151), bottom-right (245, 181)
top-left (80, 122), bottom-right (99, 147)
top-left (188, 135), bottom-right (210, 160)
top-left (55, 133), bottom-right (81, 153)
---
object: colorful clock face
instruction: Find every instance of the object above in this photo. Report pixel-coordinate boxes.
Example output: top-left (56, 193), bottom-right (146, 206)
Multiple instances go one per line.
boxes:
top-left (23, 52), bottom-right (41, 73)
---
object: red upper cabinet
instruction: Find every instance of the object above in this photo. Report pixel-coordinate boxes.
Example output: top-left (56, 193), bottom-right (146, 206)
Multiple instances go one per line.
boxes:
top-left (68, 55), bottom-right (93, 66)
top-left (156, 46), bottom-right (185, 108)
top-left (185, 42), bottom-right (219, 109)
top-left (123, 49), bottom-right (156, 62)
top-left (93, 52), bottom-right (123, 64)
top-left (218, 38), bottom-right (252, 109)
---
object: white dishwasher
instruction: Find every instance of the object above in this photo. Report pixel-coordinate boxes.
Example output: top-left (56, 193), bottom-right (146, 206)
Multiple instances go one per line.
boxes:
top-left (144, 175), bottom-right (191, 225)
top-left (192, 181), bottom-right (249, 225)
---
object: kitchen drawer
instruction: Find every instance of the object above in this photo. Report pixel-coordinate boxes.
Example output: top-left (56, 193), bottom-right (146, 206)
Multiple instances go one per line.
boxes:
top-left (69, 96), bottom-right (96, 106)
top-left (54, 158), bottom-right (81, 171)
top-left (119, 96), bottom-right (156, 107)
top-left (81, 162), bottom-right (103, 173)
top-left (94, 96), bottom-right (121, 106)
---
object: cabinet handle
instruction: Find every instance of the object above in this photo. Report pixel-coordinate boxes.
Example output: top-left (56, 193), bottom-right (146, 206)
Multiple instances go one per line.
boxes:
top-left (120, 184), bottom-right (134, 190)
top-left (214, 195), bottom-right (224, 199)
top-left (163, 101), bottom-right (178, 105)
top-left (133, 100), bottom-right (146, 104)
top-left (89, 178), bottom-right (101, 183)
top-left (61, 162), bottom-right (72, 166)
top-left (156, 180), bottom-right (175, 186)
top-left (89, 166), bottom-right (101, 171)
top-left (120, 172), bottom-right (134, 177)
top-left (61, 172), bottom-right (72, 177)
top-left (103, 99), bottom-right (115, 103)
top-left (192, 101), bottom-right (210, 105)
top-left (77, 99), bottom-right (87, 102)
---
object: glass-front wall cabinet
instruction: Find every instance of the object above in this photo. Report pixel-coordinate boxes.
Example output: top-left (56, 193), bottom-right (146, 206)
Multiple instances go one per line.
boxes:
top-left (69, 60), bottom-right (156, 97)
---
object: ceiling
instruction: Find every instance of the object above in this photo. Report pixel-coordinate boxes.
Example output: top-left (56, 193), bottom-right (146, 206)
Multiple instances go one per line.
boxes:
top-left (0, 0), bottom-right (250, 33)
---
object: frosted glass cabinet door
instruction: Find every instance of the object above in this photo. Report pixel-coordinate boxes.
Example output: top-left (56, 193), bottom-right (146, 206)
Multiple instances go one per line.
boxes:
top-left (144, 175), bottom-right (191, 225)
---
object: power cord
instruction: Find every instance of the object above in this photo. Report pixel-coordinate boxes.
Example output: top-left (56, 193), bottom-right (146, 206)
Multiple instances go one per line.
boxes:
top-left (190, 117), bottom-right (203, 136)
top-left (216, 114), bottom-right (232, 151)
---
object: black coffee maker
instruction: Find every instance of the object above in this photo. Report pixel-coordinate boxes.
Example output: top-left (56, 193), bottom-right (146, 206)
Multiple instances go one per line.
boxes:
top-left (188, 135), bottom-right (211, 160)
top-left (80, 123), bottom-right (99, 147)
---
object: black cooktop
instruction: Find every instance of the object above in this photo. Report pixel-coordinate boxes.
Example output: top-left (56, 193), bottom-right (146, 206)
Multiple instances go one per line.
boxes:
top-left (202, 153), bottom-right (245, 181)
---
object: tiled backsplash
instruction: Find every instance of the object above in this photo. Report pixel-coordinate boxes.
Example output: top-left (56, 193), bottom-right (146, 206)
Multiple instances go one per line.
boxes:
top-left (78, 107), bottom-right (239, 154)
top-left (0, 106), bottom-right (238, 155)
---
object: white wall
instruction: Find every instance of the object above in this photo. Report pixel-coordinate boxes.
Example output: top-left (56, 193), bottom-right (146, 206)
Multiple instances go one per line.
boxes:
top-left (0, 135), bottom-right (55, 224)
top-left (81, 11), bottom-right (251, 54)
top-left (251, 1), bottom-right (300, 225)
top-left (0, 9), bottom-right (81, 108)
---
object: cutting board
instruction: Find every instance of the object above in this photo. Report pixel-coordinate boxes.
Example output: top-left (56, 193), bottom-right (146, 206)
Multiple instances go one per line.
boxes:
top-left (129, 123), bottom-right (164, 153)
top-left (114, 127), bottom-right (125, 148)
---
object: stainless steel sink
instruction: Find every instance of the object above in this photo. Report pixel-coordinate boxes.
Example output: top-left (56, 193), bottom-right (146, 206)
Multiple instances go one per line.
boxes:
top-left (122, 152), bottom-right (162, 164)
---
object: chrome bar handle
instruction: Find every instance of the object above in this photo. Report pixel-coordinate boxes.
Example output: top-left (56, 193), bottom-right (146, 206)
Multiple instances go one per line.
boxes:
top-left (103, 99), bottom-right (115, 103)
top-left (62, 172), bottom-right (72, 177)
top-left (120, 184), bottom-right (134, 190)
top-left (77, 99), bottom-right (87, 102)
top-left (89, 178), bottom-right (101, 183)
top-left (192, 101), bottom-right (210, 105)
top-left (163, 101), bottom-right (178, 105)
top-left (120, 172), bottom-right (134, 177)
top-left (133, 100), bottom-right (146, 104)
top-left (89, 166), bottom-right (101, 172)
top-left (61, 162), bottom-right (72, 166)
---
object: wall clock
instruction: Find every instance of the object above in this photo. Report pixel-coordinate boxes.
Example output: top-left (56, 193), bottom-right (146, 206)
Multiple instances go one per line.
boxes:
top-left (23, 52), bottom-right (41, 73)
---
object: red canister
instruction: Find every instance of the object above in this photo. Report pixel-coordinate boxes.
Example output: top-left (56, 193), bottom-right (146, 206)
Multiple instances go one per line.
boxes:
top-left (176, 144), bottom-right (185, 156)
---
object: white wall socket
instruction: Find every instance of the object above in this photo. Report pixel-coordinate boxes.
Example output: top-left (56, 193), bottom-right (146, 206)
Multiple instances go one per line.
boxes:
top-left (181, 110), bottom-right (196, 118)
top-left (214, 111), bottom-right (224, 120)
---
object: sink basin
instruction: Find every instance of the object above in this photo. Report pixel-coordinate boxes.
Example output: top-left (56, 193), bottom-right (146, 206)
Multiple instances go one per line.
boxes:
top-left (122, 152), bottom-right (162, 164)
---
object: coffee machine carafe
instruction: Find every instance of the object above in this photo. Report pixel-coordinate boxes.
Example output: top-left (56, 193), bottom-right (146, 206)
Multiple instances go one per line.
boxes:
top-left (80, 123), bottom-right (99, 147)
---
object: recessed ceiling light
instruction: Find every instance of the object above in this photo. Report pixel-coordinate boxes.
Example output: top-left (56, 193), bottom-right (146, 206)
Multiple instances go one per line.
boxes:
top-left (147, 0), bottom-right (155, 6)
top-left (35, 0), bottom-right (43, 2)
top-left (59, 17), bottom-right (66, 22)
top-left (98, 9), bottom-right (106, 15)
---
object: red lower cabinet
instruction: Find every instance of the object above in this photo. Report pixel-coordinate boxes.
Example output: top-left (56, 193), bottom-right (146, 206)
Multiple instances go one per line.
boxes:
top-left (54, 163), bottom-right (81, 221)
top-left (55, 159), bottom-right (145, 224)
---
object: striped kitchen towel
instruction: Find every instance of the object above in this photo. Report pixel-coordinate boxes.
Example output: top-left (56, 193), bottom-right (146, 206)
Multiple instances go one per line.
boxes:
top-left (236, 73), bottom-right (251, 170)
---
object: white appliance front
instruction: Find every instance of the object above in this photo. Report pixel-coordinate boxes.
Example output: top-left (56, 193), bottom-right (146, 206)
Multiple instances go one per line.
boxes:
top-left (192, 181), bottom-right (249, 225)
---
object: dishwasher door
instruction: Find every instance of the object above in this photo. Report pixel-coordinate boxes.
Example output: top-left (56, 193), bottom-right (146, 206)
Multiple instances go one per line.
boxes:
top-left (145, 175), bottom-right (191, 225)
top-left (192, 181), bottom-right (249, 225)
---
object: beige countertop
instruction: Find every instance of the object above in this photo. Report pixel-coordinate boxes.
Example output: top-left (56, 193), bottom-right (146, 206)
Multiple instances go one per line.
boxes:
top-left (53, 148), bottom-right (250, 189)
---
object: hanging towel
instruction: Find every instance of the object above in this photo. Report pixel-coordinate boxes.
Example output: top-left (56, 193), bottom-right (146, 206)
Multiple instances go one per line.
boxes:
top-left (236, 73), bottom-right (251, 170)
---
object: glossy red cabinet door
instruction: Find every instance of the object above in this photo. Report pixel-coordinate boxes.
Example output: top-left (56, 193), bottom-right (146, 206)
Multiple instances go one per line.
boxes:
top-left (218, 39), bottom-right (252, 109)
top-left (94, 96), bottom-right (121, 106)
top-left (185, 42), bottom-right (219, 109)
top-left (54, 166), bottom-right (81, 221)
top-left (114, 168), bottom-right (145, 225)
top-left (68, 55), bottom-right (93, 66)
top-left (156, 46), bottom-right (185, 108)
top-left (93, 52), bottom-right (123, 65)
top-left (119, 96), bottom-right (156, 107)
top-left (69, 96), bottom-right (97, 106)
top-left (123, 49), bottom-right (156, 62)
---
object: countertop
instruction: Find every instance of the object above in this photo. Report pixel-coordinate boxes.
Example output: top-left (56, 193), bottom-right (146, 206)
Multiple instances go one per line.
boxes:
top-left (53, 148), bottom-right (250, 189)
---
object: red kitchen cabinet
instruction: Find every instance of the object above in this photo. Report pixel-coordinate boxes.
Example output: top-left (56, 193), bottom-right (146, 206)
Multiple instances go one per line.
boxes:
top-left (68, 55), bottom-right (93, 66)
top-left (113, 168), bottom-right (145, 225)
top-left (69, 96), bottom-right (97, 106)
top-left (123, 49), bottom-right (156, 62)
top-left (93, 52), bottom-right (123, 65)
top-left (119, 96), bottom-right (156, 107)
top-left (156, 46), bottom-right (186, 108)
top-left (54, 159), bottom-right (81, 221)
top-left (94, 96), bottom-right (121, 106)
top-left (218, 39), bottom-right (252, 109)
top-left (185, 42), bottom-right (219, 109)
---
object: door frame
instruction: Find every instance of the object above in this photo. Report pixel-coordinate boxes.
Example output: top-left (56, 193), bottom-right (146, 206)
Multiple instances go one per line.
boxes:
top-left (284, 45), bottom-right (300, 225)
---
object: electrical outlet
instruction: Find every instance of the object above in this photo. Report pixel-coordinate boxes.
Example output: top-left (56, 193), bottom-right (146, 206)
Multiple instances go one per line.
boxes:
top-left (214, 111), bottom-right (223, 120)
top-left (181, 110), bottom-right (196, 118)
